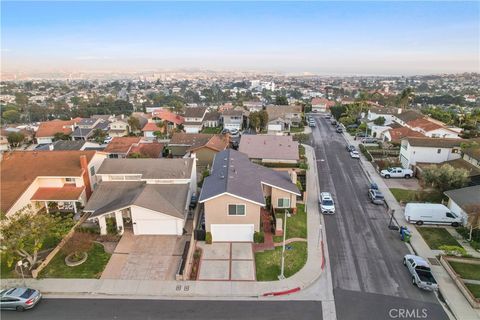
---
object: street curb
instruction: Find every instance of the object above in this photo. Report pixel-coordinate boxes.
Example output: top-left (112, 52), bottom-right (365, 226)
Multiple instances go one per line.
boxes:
top-left (262, 287), bottom-right (301, 297)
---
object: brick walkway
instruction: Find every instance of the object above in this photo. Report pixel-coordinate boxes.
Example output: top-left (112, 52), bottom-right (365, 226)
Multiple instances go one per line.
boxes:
top-left (253, 208), bottom-right (275, 252)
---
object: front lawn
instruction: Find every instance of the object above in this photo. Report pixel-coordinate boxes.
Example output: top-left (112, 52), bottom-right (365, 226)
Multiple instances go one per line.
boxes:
top-left (417, 227), bottom-right (461, 250)
top-left (255, 241), bottom-right (307, 281)
top-left (39, 243), bottom-right (111, 279)
top-left (449, 261), bottom-right (480, 281)
top-left (201, 126), bottom-right (222, 134)
top-left (389, 188), bottom-right (444, 203)
top-left (465, 283), bottom-right (480, 299)
top-left (273, 204), bottom-right (307, 243)
top-left (290, 125), bottom-right (305, 133)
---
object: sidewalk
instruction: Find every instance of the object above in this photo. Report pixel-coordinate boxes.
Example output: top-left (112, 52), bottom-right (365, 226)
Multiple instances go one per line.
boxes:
top-left (344, 132), bottom-right (480, 320)
top-left (1, 146), bottom-right (328, 302)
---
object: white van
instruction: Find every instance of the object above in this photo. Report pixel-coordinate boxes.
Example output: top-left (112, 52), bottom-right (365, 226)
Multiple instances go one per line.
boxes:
top-left (404, 203), bottom-right (464, 227)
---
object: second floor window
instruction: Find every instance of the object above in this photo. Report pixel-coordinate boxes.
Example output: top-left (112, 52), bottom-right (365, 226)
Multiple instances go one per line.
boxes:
top-left (228, 204), bottom-right (245, 216)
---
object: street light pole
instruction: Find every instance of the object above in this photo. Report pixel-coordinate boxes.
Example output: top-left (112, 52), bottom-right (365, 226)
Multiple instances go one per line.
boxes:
top-left (279, 209), bottom-right (288, 280)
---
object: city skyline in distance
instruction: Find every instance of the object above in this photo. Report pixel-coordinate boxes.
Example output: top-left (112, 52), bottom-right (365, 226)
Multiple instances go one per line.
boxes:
top-left (1, 1), bottom-right (479, 78)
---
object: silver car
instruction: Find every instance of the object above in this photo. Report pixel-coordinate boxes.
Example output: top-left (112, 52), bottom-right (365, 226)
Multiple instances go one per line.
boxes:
top-left (0, 287), bottom-right (42, 311)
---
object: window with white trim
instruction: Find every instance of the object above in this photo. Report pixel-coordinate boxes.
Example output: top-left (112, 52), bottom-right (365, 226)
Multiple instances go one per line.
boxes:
top-left (228, 204), bottom-right (245, 216)
top-left (277, 198), bottom-right (290, 208)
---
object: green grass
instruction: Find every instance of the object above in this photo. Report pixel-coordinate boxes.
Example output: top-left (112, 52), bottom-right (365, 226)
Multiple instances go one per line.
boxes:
top-left (449, 261), bottom-right (480, 281)
top-left (39, 243), bottom-right (111, 279)
top-left (1, 256), bottom-right (19, 279)
top-left (290, 125), bottom-right (305, 133)
top-left (273, 204), bottom-right (307, 243)
top-left (465, 284), bottom-right (480, 299)
top-left (416, 227), bottom-right (461, 250)
top-left (389, 188), bottom-right (444, 203)
top-left (200, 126), bottom-right (222, 134)
top-left (255, 241), bottom-right (307, 281)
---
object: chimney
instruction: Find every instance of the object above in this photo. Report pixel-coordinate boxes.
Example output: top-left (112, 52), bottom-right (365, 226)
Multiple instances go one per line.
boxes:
top-left (80, 155), bottom-right (93, 199)
top-left (289, 169), bottom-right (297, 185)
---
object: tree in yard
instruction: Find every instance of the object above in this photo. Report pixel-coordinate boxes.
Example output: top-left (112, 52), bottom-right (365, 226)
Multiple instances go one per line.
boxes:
top-left (0, 206), bottom-right (74, 270)
top-left (127, 116), bottom-right (141, 133)
top-left (2, 109), bottom-right (21, 123)
top-left (91, 129), bottom-right (107, 144)
top-left (422, 164), bottom-right (469, 194)
top-left (275, 96), bottom-right (288, 105)
top-left (249, 112), bottom-right (260, 132)
top-left (292, 133), bottom-right (309, 144)
top-left (373, 116), bottom-right (386, 126)
top-left (258, 110), bottom-right (269, 130)
top-left (53, 132), bottom-right (70, 141)
top-left (61, 232), bottom-right (94, 260)
top-left (7, 132), bottom-right (25, 147)
top-left (397, 87), bottom-right (415, 109)
top-left (464, 204), bottom-right (480, 242)
top-left (15, 92), bottom-right (29, 107)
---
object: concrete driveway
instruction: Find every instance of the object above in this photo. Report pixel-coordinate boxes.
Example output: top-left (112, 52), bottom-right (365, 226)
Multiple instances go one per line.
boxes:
top-left (197, 242), bottom-right (255, 281)
top-left (101, 230), bottom-right (186, 280)
top-left (383, 176), bottom-right (422, 190)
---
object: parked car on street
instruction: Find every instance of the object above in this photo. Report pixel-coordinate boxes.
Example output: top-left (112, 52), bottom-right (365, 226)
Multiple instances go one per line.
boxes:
top-left (369, 182), bottom-right (379, 190)
top-left (368, 189), bottom-right (384, 204)
top-left (330, 120), bottom-right (337, 125)
top-left (350, 150), bottom-right (360, 159)
top-left (404, 203), bottom-right (464, 227)
top-left (380, 167), bottom-right (413, 179)
top-left (0, 288), bottom-right (42, 311)
top-left (309, 121), bottom-right (316, 127)
top-left (346, 145), bottom-right (356, 152)
top-left (336, 127), bottom-right (343, 133)
top-left (319, 192), bottom-right (335, 214)
top-left (325, 114), bottom-right (331, 119)
top-left (403, 255), bottom-right (438, 291)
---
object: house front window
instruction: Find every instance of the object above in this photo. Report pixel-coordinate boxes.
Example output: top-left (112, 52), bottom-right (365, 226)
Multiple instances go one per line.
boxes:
top-left (228, 204), bottom-right (246, 216)
top-left (437, 149), bottom-right (441, 154)
top-left (90, 166), bottom-right (96, 176)
top-left (277, 198), bottom-right (290, 208)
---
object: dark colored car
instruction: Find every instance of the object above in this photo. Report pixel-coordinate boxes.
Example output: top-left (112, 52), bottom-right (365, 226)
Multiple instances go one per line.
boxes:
top-left (330, 120), bottom-right (337, 125)
top-left (346, 124), bottom-right (359, 129)
top-left (336, 127), bottom-right (343, 133)
top-left (356, 132), bottom-right (368, 138)
top-left (369, 182), bottom-right (379, 191)
top-left (368, 189), bottom-right (385, 205)
top-left (346, 145), bottom-right (356, 152)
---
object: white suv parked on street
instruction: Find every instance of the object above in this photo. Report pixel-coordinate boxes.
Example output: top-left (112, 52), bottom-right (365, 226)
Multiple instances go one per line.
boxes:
top-left (319, 192), bottom-right (335, 214)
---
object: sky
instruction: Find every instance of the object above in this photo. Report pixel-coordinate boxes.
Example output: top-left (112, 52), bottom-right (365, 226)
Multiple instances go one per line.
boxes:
top-left (1, 1), bottom-right (479, 76)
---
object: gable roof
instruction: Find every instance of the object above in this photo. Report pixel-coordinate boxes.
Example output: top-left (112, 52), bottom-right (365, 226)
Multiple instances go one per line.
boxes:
top-left (169, 133), bottom-right (228, 152)
top-left (464, 146), bottom-right (480, 161)
top-left (128, 142), bottom-right (164, 158)
top-left (444, 185), bottom-right (480, 211)
top-left (404, 137), bottom-right (463, 148)
top-left (406, 118), bottom-right (443, 132)
top-left (395, 110), bottom-right (423, 123)
top-left (388, 126), bottom-right (424, 142)
top-left (36, 118), bottom-right (81, 138)
top-left (104, 137), bottom-right (141, 154)
top-left (203, 111), bottom-right (220, 121)
top-left (84, 181), bottom-right (189, 219)
top-left (97, 158), bottom-right (193, 179)
top-left (1, 150), bottom-right (96, 213)
top-left (239, 135), bottom-right (299, 161)
top-left (152, 109), bottom-right (185, 125)
top-left (199, 149), bottom-right (300, 205)
top-left (184, 107), bottom-right (207, 118)
top-left (141, 122), bottom-right (161, 132)
top-left (266, 105), bottom-right (302, 121)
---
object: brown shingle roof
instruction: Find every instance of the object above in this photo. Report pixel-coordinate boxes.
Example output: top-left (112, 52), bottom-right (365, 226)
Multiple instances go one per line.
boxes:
top-left (239, 135), bottom-right (299, 161)
top-left (31, 185), bottom-right (85, 201)
top-left (169, 133), bottom-right (212, 147)
top-left (184, 107), bottom-right (207, 118)
top-left (404, 137), bottom-right (463, 148)
top-left (464, 147), bottom-right (480, 161)
top-left (395, 110), bottom-right (423, 123)
top-left (191, 135), bottom-right (228, 152)
top-left (128, 142), bottom-right (164, 158)
top-left (104, 137), bottom-right (141, 154)
top-left (1, 150), bottom-right (96, 213)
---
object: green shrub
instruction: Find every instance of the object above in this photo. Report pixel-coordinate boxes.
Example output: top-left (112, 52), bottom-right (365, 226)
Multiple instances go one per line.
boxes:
top-left (359, 144), bottom-right (372, 161)
top-left (77, 226), bottom-right (100, 235)
top-left (254, 231), bottom-right (265, 244)
top-left (205, 232), bottom-right (212, 244)
top-left (439, 245), bottom-right (468, 257)
top-left (299, 161), bottom-right (309, 170)
top-left (105, 217), bottom-right (118, 235)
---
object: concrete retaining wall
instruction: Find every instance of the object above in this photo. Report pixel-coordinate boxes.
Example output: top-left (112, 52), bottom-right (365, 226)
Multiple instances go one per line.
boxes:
top-left (440, 256), bottom-right (480, 309)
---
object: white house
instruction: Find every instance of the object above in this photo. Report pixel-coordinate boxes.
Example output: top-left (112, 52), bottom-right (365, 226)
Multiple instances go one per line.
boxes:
top-left (221, 109), bottom-right (243, 131)
top-left (367, 107), bottom-right (402, 125)
top-left (84, 157), bottom-right (196, 236)
top-left (444, 185), bottom-right (480, 225)
top-left (183, 107), bottom-right (207, 133)
top-left (399, 137), bottom-right (462, 169)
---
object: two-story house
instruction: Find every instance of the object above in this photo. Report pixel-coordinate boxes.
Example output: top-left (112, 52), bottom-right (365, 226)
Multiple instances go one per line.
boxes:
top-left (84, 157), bottom-right (196, 235)
top-left (108, 117), bottom-right (130, 137)
top-left (35, 118), bottom-right (81, 144)
top-left (71, 118), bottom-right (110, 141)
top-left (399, 137), bottom-right (463, 169)
top-left (266, 105), bottom-right (302, 133)
top-left (199, 149), bottom-right (300, 242)
top-left (311, 98), bottom-right (335, 113)
top-left (221, 109), bottom-right (244, 131)
top-left (1, 150), bottom-right (107, 217)
top-left (183, 107), bottom-right (207, 133)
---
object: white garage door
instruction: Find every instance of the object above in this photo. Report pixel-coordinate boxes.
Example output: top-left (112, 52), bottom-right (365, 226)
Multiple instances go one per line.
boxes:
top-left (134, 219), bottom-right (178, 235)
top-left (211, 224), bottom-right (254, 242)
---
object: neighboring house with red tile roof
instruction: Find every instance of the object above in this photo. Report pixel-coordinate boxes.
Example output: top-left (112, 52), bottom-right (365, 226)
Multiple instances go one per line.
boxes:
top-left (383, 126), bottom-right (424, 142)
top-left (141, 122), bottom-right (163, 139)
top-left (103, 137), bottom-right (163, 159)
top-left (168, 133), bottom-right (228, 167)
top-left (35, 118), bottom-right (82, 144)
top-left (311, 98), bottom-right (335, 112)
top-left (151, 109), bottom-right (185, 125)
top-left (0, 150), bottom-right (107, 217)
top-left (406, 117), bottom-right (461, 139)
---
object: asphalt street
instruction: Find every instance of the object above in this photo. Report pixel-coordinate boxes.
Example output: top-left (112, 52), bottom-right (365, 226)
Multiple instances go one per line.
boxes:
top-left (1, 299), bottom-right (322, 320)
top-left (310, 114), bottom-right (448, 320)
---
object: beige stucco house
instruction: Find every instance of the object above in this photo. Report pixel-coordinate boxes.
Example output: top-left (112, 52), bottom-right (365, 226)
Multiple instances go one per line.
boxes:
top-left (199, 149), bottom-right (300, 242)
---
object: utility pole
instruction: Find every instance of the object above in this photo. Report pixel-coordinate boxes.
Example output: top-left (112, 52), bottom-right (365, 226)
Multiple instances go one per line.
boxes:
top-left (279, 209), bottom-right (289, 280)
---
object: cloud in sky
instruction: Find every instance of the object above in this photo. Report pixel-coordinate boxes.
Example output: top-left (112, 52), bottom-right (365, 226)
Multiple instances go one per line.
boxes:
top-left (1, 1), bottom-right (478, 75)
